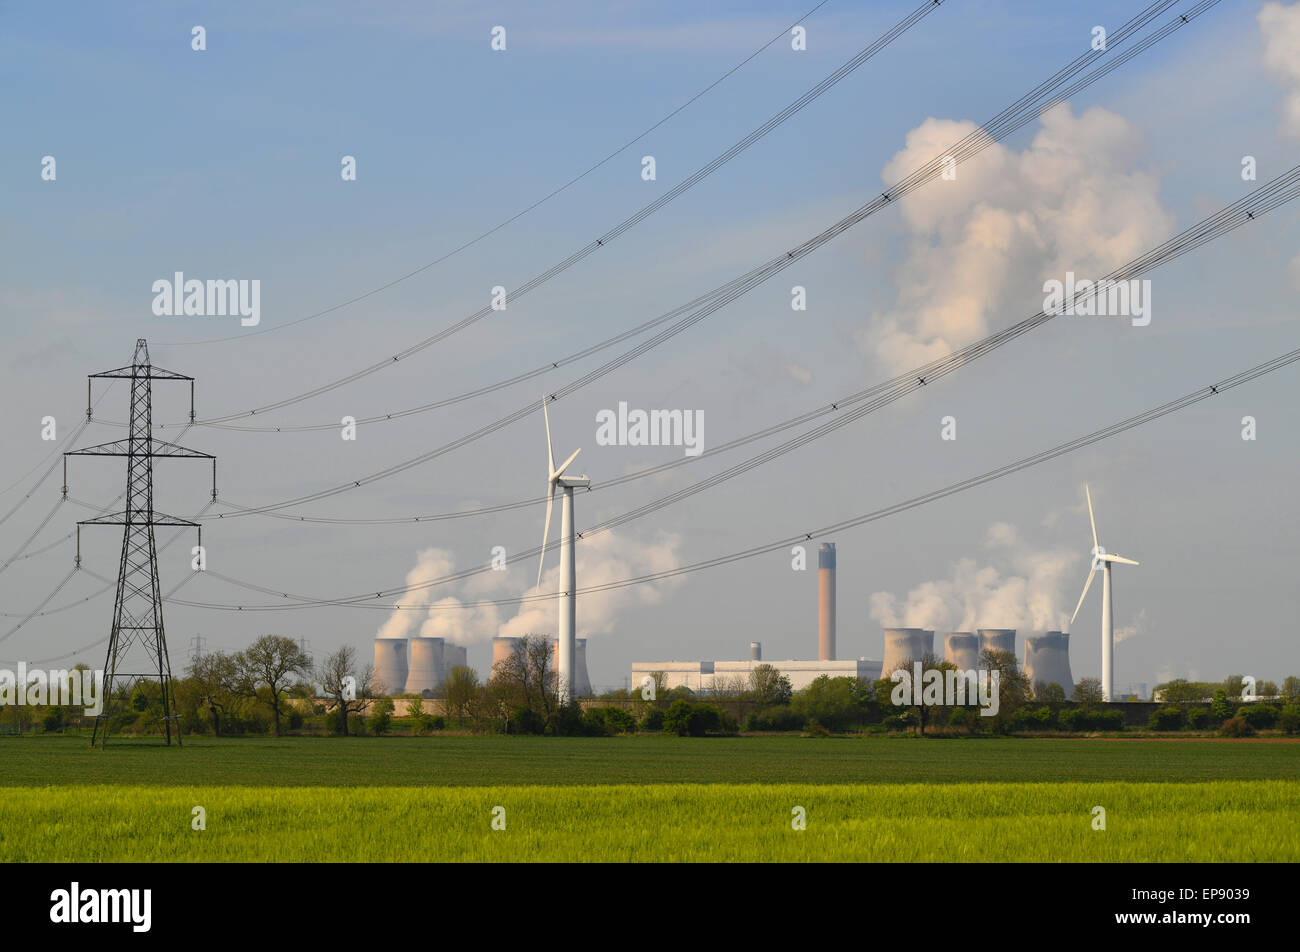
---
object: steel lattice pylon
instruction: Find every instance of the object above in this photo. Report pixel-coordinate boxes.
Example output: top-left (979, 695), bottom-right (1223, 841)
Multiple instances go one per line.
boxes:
top-left (65, 339), bottom-right (216, 748)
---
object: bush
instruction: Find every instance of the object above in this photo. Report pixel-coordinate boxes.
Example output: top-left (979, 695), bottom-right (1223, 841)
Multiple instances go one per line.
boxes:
top-left (791, 676), bottom-right (864, 732)
top-left (286, 709), bottom-right (305, 731)
top-left (508, 706), bottom-right (546, 735)
top-left (367, 709), bottom-right (392, 735)
top-left (1061, 706), bottom-right (1124, 733)
top-left (1280, 704), bottom-right (1300, 735)
top-left (1187, 707), bottom-right (1211, 730)
top-left (1011, 706), bottom-right (1056, 732)
top-left (1219, 716), bottom-right (1255, 738)
top-left (417, 714), bottom-right (445, 733)
top-left (663, 700), bottom-right (721, 737)
top-left (41, 707), bottom-right (66, 733)
top-left (1148, 706), bottom-right (1186, 731)
top-left (744, 705), bottom-right (805, 732)
top-left (544, 703), bottom-right (586, 737)
top-left (947, 706), bottom-right (979, 733)
top-left (639, 708), bottom-right (665, 732)
top-left (582, 706), bottom-right (638, 735)
top-left (882, 711), bottom-right (916, 732)
top-left (1237, 704), bottom-right (1278, 730)
top-left (1209, 689), bottom-right (1235, 723)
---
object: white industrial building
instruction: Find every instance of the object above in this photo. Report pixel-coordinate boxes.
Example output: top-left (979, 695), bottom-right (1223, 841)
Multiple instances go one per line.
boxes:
top-left (631, 657), bottom-right (883, 693)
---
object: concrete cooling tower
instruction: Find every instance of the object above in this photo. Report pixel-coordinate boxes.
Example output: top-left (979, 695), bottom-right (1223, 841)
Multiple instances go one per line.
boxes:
top-left (1024, 631), bottom-right (1073, 695)
top-left (552, 637), bottom-right (593, 697)
top-left (818, 543), bottom-right (836, 661)
top-left (944, 632), bottom-right (979, 670)
top-left (404, 637), bottom-right (445, 696)
top-left (372, 638), bottom-right (408, 697)
top-left (444, 643), bottom-right (467, 672)
top-left (491, 636), bottom-right (520, 673)
top-left (977, 628), bottom-right (1016, 660)
top-left (881, 628), bottom-right (934, 676)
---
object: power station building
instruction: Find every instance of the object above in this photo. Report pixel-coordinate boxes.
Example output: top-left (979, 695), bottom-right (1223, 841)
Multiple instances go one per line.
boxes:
top-left (631, 657), bottom-right (883, 693)
top-left (371, 637), bottom-right (468, 697)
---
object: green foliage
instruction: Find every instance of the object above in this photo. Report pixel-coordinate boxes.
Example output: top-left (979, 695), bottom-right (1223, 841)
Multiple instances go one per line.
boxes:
top-left (882, 711), bottom-right (916, 731)
top-left (1218, 716), bottom-right (1254, 738)
top-left (416, 714), bottom-right (445, 733)
top-left (1279, 704), bottom-right (1300, 734)
top-left (507, 706), bottom-right (546, 735)
top-left (286, 709), bottom-right (305, 731)
top-left (1210, 689), bottom-right (1236, 723)
top-left (1148, 706), bottom-right (1186, 731)
top-left (663, 700), bottom-right (722, 737)
top-left (1237, 705), bottom-right (1278, 730)
top-left (791, 676), bottom-right (864, 732)
top-left (744, 706), bottom-right (805, 732)
top-left (41, 707), bottom-right (66, 733)
top-left (1059, 707), bottom-right (1124, 733)
top-left (581, 706), bottom-right (638, 735)
top-left (544, 703), bottom-right (587, 737)
top-left (639, 708), bottom-right (665, 732)
top-left (367, 698), bottom-right (394, 735)
top-left (1011, 706), bottom-right (1057, 732)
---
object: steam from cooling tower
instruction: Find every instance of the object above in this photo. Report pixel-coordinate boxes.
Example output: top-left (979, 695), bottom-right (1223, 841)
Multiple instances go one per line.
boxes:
top-left (819, 543), bottom-right (836, 661)
top-left (978, 628), bottom-right (1016, 658)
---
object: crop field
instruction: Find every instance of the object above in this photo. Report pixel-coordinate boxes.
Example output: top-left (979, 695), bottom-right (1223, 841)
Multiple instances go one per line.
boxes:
top-left (4, 735), bottom-right (1297, 861)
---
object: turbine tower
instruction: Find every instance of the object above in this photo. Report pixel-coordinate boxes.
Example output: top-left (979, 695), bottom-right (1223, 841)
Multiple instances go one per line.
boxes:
top-left (1068, 484), bottom-right (1139, 702)
top-left (537, 399), bottom-right (589, 704)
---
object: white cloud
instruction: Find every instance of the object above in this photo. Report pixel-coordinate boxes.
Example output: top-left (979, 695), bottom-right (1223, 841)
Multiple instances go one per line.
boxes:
top-left (1259, 2), bottom-right (1300, 138)
top-left (869, 522), bottom-right (1078, 632)
top-left (859, 104), bottom-right (1173, 372)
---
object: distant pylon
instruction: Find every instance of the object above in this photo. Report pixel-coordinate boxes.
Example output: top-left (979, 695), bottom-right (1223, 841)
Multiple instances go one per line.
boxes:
top-left (65, 339), bottom-right (216, 748)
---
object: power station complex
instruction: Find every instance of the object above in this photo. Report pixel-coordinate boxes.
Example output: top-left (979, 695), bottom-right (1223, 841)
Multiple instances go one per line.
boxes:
top-left (372, 542), bottom-right (1082, 698)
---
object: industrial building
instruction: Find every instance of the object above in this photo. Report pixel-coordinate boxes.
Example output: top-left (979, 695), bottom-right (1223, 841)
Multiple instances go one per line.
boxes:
top-left (1023, 630), bottom-right (1074, 694)
top-left (631, 657), bottom-right (883, 693)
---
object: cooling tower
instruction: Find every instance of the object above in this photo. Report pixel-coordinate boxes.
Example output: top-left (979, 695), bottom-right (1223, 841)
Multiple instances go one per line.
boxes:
top-left (944, 632), bottom-right (979, 670)
top-left (1024, 631), bottom-right (1073, 695)
top-left (977, 628), bottom-right (1016, 660)
top-left (881, 628), bottom-right (933, 677)
top-left (552, 637), bottom-right (593, 697)
top-left (818, 543), bottom-right (836, 661)
top-left (750, 642), bottom-right (762, 662)
top-left (372, 638), bottom-right (408, 697)
top-left (404, 636), bottom-right (445, 696)
top-left (491, 636), bottom-right (519, 674)
top-left (444, 643), bottom-right (467, 672)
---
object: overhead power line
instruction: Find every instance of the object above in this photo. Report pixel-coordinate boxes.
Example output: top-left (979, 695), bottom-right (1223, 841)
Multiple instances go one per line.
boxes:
top-left (166, 343), bottom-right (1300, 612)
top-left (163, 161), bottom-right (1300, 608)
top-left (153, 0), bottom-right (837, 347)
top-left (200, 0), bottom-right (1226, 521)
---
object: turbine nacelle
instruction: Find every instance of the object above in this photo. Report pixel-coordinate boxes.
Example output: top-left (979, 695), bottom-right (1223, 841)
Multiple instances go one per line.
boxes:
top-left (1068, 483), bottom-right (1140, 626)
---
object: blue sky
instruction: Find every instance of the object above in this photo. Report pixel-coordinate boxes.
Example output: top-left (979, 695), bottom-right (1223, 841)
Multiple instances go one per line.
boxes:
top-left (2, 0), bottom-right (1298, 692)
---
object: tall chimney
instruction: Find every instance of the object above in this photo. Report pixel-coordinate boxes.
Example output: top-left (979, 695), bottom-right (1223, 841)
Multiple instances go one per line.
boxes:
top-left (750, 642), bottom-right (762, 662)
top-left (818, 542), bottom-right (836, 661)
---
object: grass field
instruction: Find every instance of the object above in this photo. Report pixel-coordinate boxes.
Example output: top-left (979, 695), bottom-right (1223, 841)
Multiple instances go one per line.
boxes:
top-left (4, 735), bottom-right (1297, 861)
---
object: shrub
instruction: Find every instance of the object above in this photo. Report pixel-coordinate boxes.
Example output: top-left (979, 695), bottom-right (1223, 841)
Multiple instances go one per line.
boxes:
top-left (367, 709), bottom-right (392, 735)
top-left (582, 706), bottom-right (637, 735)
top-left (882, 711), bottom-right (916, 732)
top-left (639, 708), bottom-right (665, 732)
top-left (663, 700), bottom-right (721, 737)
top-left (947, 706), bottom-right (979, 733)
top-left (508, 706), bottom-right (546, 735)
top-left (1280, 704), bottom-right (1300, 735)
top-left (544, 703), bottom-right (586, 737)
top-left (417, 714), bottom-right (445, 733)
top-left (1187, 707), bottom-right (1211, 730)
top-left (286, 709), bottom-right (305, 731)
top-left (1237, 704), bottom-right (1278, 730)
top-left (1061, 706), bottom-right (1124, 733)
top-left (1209, 689), bottom-right (1235, 723)
top-left (1148, 706), bottom-right (1186, 731)
top-left (744, 706), bottom-right (805, 732)
top-left (1219, 716), bottom-right (1255, 738)
top-left (41, 707), bottom-right (66, 733)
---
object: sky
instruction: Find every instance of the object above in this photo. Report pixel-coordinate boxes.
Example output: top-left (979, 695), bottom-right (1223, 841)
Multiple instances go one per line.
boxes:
top-left (2, 0), bottom-right (1298, 694)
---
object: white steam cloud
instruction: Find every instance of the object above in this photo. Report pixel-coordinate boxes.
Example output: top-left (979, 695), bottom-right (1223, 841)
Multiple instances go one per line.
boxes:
top-left (860, 103), bottom-right (1173, 372)
top-left (868, 522), bottom-right (1077, 632)
top-left (1260, 2), bottom-right (1300, 138)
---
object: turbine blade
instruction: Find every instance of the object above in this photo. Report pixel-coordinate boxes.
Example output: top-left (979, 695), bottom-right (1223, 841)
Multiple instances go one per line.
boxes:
top-left (543, 398), bottom-right (555, 476)
top-left (1069, 569), bottom-right (1095, 625)
top-left (537, 482), bottom-right (555, 589)
top-left (1086, 483), bottom-right (1098, 550)
top-left (553, 447), bottom-right (581, 479)
top-left (1104, 553), bottom-right (1140, 566)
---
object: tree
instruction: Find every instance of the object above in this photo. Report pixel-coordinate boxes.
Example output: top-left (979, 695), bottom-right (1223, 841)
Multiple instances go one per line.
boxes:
top-left (1036, 682), bottom-right (1067, 703)
top-left (235, 635), bottom-right (312, 737)
top-left (186, 651), bottom-right (240, 735)
top-left (979, 648), bottom-right (1031, 732)
top-left (1071, 678), bottom-right (1104, 704)
top-left (315, 645), bottom-right (374, 736)
top-left (490, 634), bottom-right (557, 722)
top-left (749, 664), bottom-right (793, 710)
top-left (792, 676), bottom-right (862, 733)
top-left (1210, 688), bottom-right (1235, 723)
top-left (444, 665), bottom-right (481, 723)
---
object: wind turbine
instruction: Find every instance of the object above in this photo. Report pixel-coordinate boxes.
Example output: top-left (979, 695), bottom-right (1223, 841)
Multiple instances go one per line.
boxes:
top-left (537, 398), bottom-right (589, 705)
top-left (1068, 484), bottom-right (1139, 702)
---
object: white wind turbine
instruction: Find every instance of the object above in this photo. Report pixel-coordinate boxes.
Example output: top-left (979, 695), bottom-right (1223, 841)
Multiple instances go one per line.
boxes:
top-left (537, 398), bottom-right (589, 705)
top-left (1068, 484), bottom-right (1139, 702)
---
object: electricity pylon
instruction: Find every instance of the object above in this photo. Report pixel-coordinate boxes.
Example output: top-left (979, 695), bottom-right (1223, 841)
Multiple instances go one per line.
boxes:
top-left (65, 339), bottom-right (216, 747)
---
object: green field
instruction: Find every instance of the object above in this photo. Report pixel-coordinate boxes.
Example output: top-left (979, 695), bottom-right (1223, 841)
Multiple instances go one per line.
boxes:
top-left (4, 735), bottom-right (1297, 861)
